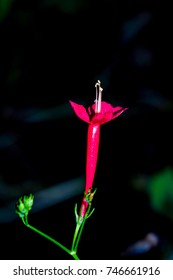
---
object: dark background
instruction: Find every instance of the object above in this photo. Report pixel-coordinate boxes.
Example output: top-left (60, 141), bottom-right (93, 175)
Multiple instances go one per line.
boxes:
top-left (0, 0), bottom-right (172, 260)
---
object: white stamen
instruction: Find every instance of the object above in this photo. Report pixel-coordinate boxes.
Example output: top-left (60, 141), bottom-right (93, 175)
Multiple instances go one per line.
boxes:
top-left (95, 80), bottom-right (102, 113)
top-left (97, 86), bottom-right (103, 113)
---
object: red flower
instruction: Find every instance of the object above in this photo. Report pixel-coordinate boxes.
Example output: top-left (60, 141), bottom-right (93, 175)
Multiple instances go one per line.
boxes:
top-left (70, 81), bottom-right (127, 218)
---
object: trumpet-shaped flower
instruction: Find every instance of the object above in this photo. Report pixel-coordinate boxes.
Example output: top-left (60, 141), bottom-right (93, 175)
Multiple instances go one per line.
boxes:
top-left (70, 81), bottom-right (127, 218)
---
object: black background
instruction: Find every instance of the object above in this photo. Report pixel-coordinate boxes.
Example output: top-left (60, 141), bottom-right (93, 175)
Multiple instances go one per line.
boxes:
top-left (0, 0), bottom-right (172, 260)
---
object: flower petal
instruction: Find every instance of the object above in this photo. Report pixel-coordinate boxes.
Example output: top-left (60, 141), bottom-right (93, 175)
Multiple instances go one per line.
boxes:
top-left (112, 107), bottom-right (128, 119)
top-left (88, 102), bottom-right (113, 115)
top-left (88, 103), bottom-right (95, 116)
top-left (91, 112), bottom-right (113, 124)
top-left (69, 101), bottom-right (90, 123)
top-left (100, 102), bottom-right (114, 114)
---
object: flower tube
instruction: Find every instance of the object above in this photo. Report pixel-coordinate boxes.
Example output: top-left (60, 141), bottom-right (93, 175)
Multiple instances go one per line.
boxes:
top-left (70, 81), bottom-right (127, 218)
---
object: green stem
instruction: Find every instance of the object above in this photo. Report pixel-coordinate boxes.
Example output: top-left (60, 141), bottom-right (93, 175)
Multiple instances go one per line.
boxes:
top-left (71, 223), bottom-right (81, 252)
top-left (71, 203), bottom-right (92, 254)
top-left (70, 252), bottom-right (80, 260)
top-left (74, 218), bottom-right (86, 252)
top-left (74, 204), bottom-right (91, 252)
top-left (21, 216), bottom-right (80, 260)
top-left (27, 223), bottom-right (71, 255)
top-left (25, 215), bottom-right (28, 225)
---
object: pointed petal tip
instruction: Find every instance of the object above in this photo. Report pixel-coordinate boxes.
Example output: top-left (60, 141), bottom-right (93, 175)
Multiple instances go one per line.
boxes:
top-left (69, 100), bottom-right (90, 123)
top-left (69, 100), bottom-right (74, 106)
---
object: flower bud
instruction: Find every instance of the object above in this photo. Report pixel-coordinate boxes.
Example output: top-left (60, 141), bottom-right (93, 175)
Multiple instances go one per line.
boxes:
top-left (16, 194), bottom-right (34, 218)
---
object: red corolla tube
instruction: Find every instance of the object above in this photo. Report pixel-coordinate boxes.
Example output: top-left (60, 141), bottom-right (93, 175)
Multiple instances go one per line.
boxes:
top-left (70, 80), bottom-right (127, 218)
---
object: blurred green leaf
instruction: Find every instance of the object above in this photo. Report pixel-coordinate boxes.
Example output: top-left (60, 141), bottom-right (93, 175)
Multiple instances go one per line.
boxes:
top-left (0, 0), bottom-right (12, 22)
top-left (148, 167), bottom-right (173, 221)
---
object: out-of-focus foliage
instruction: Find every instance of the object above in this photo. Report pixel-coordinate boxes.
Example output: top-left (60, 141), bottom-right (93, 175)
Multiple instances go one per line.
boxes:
top-left (148, 168), bottom-right (173, 221)
top-left (43, 0), bottom-right (89, 14)
top-left (0, 0), bottom-right (89, 23)
top-left (132, 168), bottom-right (173, 222)
top-left (0, 0), bottom-right (12, 21)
